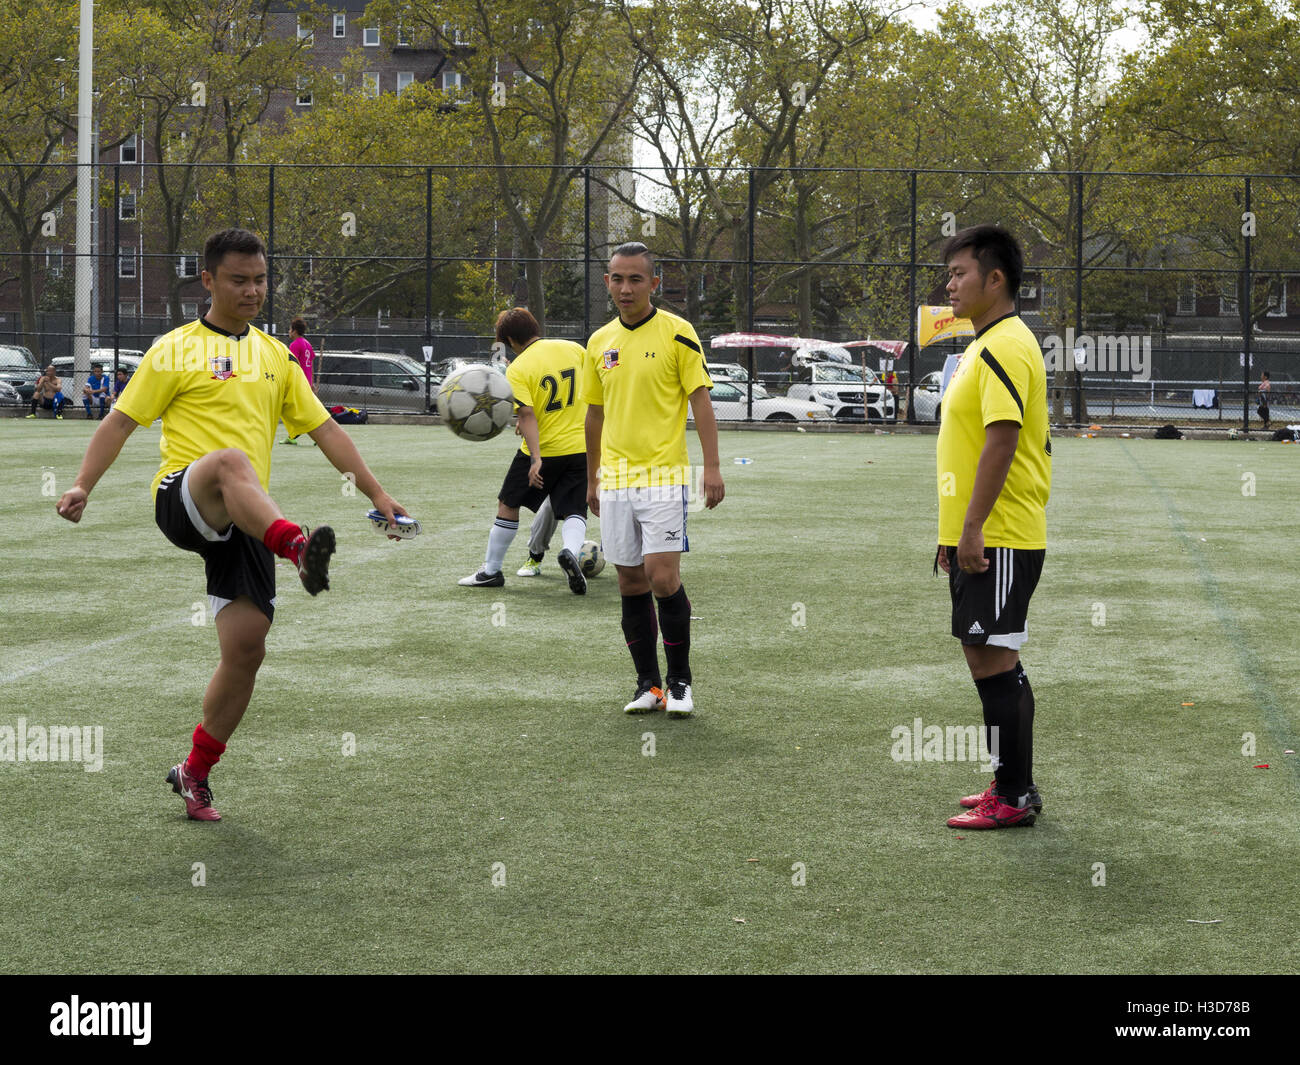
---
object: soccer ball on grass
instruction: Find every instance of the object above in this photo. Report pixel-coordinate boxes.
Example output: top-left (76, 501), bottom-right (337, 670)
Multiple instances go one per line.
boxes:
top-left (437, 366), bottom-right (514, 442)
top-left (578, 539), bottom-right (605, 577)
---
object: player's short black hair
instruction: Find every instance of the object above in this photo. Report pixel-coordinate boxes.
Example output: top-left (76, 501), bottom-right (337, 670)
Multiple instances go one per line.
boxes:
top-left (91, 361), bottom-right (103, 371)
top-left (290, 317), bottom-right (307, 335)
top-left (204, 228), bottom-right (267, 276)
top-left (942, 224), bottom-right (1023, 298)
top-left (496, 307), bottom-right (540, 348)
top-left (610, 241), bottom-right (655, 273)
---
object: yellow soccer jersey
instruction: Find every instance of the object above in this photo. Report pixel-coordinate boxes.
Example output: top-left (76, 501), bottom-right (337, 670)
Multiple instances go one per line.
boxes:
top-left (115, 318), bottom-right (330, 497)
top-left (936, 313), bottom-right (1051, 549)
top-left (505, 338), bottom-right (588, 457)
top-left (581, 307), bottom-right (712, 489)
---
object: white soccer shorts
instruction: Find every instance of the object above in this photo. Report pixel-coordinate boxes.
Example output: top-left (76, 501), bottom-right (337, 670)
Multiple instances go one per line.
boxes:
top-left (599, 485), bottom-right (689, 567)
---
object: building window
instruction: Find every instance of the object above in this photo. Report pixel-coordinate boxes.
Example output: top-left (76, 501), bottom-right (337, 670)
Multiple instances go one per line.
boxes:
top-left (396, 72), bottom-right (414, 95)
top-left (118, 246), bottom-right (136, 278)
top-left (1176, 278), bottom-right (1196, 315)
top-left (441, 71), bottom-right (464, 91)
top-left (363, 72), bottom-right (380, 98)
top-left (297, 16), bottom-right (313, 45)
top-left (442, 23), bottom-right (470, 45)
top-left (182, 301), bottom-right (199, 318)
top-left (177, 253), bottom-right (199, 278)
top-left (1219, 284), bottom-right (1239, 317)
top-left (118, 301), bottom-right (136, 318)
top-left (119, 193), bottom-right (137, 220)
top-left (396, 25), bottom-right (412, 47)
top-left (297, 76), bottom-right (313, 107)
top-left (120, 133), bottom-right (138, 164)
top-left (46, 247), bottom-right (63, 277)
top-left (1266, 277), bottom-right (1288, 317)
top-left (363, 25), bottom-right (380, 46)
top-left (333, 73), bottom-right (346, 90)
top-left (333, 13), bottom-right (346, 38)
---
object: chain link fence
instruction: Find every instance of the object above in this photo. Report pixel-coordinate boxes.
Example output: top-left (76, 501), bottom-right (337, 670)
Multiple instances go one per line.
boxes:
top-left (2, 163), bottom-right (1296, 430)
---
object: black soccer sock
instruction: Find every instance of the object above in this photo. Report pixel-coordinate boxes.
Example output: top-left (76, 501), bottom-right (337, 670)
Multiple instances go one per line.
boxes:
top-left (974, 666), bottom-right (1029, 803)
top-left (1016, 662), bottom-right (1036, 788)
top-left (621, 592), bottom-right (661, 686)
top-left (656, 584), bottom-right (691, 684)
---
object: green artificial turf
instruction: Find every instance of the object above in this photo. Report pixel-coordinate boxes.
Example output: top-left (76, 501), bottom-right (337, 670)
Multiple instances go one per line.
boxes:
top-left (0, 420), bottom-right (1296, 973)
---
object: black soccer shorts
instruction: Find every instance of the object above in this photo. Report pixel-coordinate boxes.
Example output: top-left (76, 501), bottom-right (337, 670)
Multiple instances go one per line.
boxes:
top-left (156, 465), bottom-right (277, 622)
top-left (498, 450), bottom-right (588, 519)
top-left (947, 546), bottom-right (1044, 648)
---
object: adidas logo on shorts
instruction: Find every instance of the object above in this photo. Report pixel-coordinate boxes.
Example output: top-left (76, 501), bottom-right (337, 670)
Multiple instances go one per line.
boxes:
top-left (968, 621), bottom-right (985, 635)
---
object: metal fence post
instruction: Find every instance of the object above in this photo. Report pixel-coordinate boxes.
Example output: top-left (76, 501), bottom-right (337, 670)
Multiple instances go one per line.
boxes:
top-left (112, 163), bottom-right (120, 373)
top-left (583, 166), bottom-right (591, 340)
top-left (266, 164), bottom-right (275, 332)
top-left (1242, 174), bottom-right (1252, 433)
top-left (1074, 171), bottom-right (1084, 422)
top-left (906, 170), bottom-right (917, 424)
top-left (426, 166), bottom-right (433, 410)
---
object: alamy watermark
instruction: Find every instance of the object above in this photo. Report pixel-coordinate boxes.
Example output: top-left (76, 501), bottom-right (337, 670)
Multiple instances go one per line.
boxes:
top-left (0, 718), bottom-right (104, 772)
top-left (891, 717), bottom-right (997, 773)
top-left (1042, 328), bottom-right (1151, 381)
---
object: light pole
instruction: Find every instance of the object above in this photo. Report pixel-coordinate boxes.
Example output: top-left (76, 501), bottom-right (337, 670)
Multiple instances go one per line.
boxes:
top-left (72, 0), bottom-right (94, 386)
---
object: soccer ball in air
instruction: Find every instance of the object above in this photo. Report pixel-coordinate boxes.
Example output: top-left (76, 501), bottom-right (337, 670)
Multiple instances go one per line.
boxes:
top-left (578, 540), bottom-right (605, 577)
top-left (437, 367), bottom-right (514, 442)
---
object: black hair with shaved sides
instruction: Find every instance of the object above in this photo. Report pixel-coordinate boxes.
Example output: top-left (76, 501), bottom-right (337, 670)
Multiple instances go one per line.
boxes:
top-left (942, 224), bottom-right (1023, 297)
top-left (204, 228), bottom-right (267, 276)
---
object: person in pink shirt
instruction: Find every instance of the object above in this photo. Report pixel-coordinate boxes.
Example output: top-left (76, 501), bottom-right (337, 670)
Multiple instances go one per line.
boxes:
top-left (284, 317), bottom-right (316, 444)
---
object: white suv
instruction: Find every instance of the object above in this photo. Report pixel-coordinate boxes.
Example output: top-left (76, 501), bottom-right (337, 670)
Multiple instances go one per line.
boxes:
top-left (786, 359), bottom-right (896, 422)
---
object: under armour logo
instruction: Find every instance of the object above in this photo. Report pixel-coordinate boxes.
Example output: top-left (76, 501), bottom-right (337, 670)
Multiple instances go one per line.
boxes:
top-left (264, 371), bottom-right (275, 381)
top-left (644, 351), bottom-right (656, 358)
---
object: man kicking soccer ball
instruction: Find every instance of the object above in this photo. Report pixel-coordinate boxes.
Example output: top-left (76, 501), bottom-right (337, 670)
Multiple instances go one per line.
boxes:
top-left (56, 227), bottom-right (408, 822)
top-left (459, 308), bottom-right (591, 592)
top-left (936, 224), bottom-right (1051, 830)
top-left (583, 242), bottom-right (724, 718)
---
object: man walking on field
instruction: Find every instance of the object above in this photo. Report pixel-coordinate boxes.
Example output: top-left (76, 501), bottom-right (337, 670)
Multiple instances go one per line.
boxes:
top-left (57, 228), bottom-right (409, 822)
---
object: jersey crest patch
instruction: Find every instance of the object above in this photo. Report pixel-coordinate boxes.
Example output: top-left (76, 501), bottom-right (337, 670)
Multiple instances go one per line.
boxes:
top-left (209, 355), bottom-right (238, 381)
top-left (603, 348), bottom-right (620, 369)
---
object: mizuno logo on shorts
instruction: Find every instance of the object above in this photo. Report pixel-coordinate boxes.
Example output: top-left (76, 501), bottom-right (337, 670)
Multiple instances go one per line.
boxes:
top-left (664, 529), bottom-right (680, 541)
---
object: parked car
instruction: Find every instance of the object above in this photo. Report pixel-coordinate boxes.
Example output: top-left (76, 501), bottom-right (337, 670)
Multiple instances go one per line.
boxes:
top-left (704, 378), bottom-right (832, 422)
top-left (0, 343), bottom-right (41, 395)
top-left (911, 370), bottom-right (943, 422)
top-left (315, 350), bottom-right (435, 412)
top-left (785, 350), bottom-right (896, 422)
top-left (706, 361), bottom-right (750, 382)
top-left (430, 355), bottom-right (506, 391)
top-left (0, 380), bottom-right (21, 406)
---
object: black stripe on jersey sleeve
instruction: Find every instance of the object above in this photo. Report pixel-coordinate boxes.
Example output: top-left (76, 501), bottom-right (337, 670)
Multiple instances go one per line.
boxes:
top-left (979, 348), bottom-right (1024, 418)
top-left (674, 333), bottom-right (702, 354)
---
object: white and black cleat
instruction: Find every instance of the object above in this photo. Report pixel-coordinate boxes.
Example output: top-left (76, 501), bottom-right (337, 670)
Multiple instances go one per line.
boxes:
top-left (557, 548), bottom-right (587, 595)
top-left (458, 569), bottom-right (505, 587)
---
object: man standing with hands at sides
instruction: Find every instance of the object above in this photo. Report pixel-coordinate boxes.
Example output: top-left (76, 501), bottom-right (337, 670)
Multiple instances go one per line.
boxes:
top-left (937, 224), bottom-right (1051, 830)
top-left (583, 242), bottom-right (724, 718)
top-left (56, 228), bottom-right (409, 822)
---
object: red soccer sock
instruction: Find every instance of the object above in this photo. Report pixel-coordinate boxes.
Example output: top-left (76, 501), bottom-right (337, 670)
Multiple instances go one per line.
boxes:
top-left (263, 518), bottom-right (305, 564)
top-left (184, 723), bottom-right (227, 782)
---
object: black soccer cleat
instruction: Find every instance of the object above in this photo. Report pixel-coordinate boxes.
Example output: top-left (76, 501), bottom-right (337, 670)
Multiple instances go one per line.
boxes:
top-left (557, 549), bottom-right (587, 595)
top-left (296, 525), bottom-right (335, 596)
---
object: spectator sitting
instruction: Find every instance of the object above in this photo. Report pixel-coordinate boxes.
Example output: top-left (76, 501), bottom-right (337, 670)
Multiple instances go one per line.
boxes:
top-left (112, 367), bottom-right (130, 404)
top-left (26, 365), bottom-right (68, 419)
top-left (83, 362), bottom-right (112, 419)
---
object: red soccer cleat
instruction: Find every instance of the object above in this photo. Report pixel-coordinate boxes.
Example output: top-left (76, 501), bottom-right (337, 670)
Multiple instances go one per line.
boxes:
top-left (959, 780), bottom-right (1043, 814)
top-left (947, 792), bottom-right (1036, 830)
top-left (167, 762), bottom-right (221, 821)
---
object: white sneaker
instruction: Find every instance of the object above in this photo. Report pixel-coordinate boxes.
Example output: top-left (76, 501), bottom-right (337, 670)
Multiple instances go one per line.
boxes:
top-left (665, 678), bottom-right (694, 718)
top-left (516, 555), bottom-right (543, 577)
top-left (458, 569), bottom-right (504, 587)
top-left (623, 681), bottom-right (665, 714)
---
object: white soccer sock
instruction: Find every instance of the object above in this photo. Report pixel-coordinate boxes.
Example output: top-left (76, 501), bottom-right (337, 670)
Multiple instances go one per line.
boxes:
top-left (485, 517), bottom-right (519, 574)
top-left (560, 515), bottom-right (587, 558)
